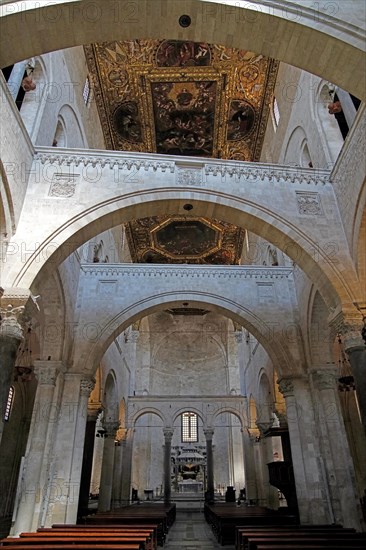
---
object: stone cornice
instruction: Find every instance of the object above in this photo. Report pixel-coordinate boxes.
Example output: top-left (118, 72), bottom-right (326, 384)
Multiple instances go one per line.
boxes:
top-left (34, 147), bottom-right (331, 186)
top-left (80, 263), bottom-right (293, 280)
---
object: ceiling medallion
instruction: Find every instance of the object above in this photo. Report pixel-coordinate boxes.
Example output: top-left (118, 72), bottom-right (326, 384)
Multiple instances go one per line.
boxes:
top-left (85, 40), bottom-right (278, 161)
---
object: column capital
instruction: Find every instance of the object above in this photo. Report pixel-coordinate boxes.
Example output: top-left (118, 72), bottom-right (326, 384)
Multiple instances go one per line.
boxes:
top-left (103, 421), bottom-right (120, 438)
top-left (0, 304), bottom-right (25, 341)
top-left (163, 428), bottom-right (174, 442)
top-left (277, 377), bottom-right (295, 397)
top-left (33, 360), bottom-right (66, 386)
top-left (329, 310), bottom-right (366, 352)
top-left (311, 369), bottom-right (338, 391)
top-left (203, 428), bottom-right (214, 441)
top-left (80, 377), bottom-right (96, 397)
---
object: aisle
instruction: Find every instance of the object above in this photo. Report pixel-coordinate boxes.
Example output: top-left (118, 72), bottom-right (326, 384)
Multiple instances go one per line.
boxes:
top-left (164, 510), bottom-right (235, 549)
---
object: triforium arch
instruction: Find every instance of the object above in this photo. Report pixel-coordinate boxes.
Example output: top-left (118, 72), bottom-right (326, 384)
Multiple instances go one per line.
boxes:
top-left (76, 294), bottom-right (301, 380)
top-left (0, 1), bottom-right (365, 101)
top-left (129, 408), bottom-right (166, 429)
top-left (7, 192), bottom-right (360, 314)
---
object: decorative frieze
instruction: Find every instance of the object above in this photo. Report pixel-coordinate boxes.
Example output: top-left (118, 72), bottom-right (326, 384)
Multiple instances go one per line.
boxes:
top-left (49, 173), bottom-right (79, 198)
top-left (205, 163), bottom-right (330, 185)
top-left (296, 191), bottom-right (324, 215)
top-left (81, 264), bottom-right (293, 280)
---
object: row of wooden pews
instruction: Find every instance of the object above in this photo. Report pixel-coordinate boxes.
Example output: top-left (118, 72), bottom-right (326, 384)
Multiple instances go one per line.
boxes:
top-left (204, 503), bottom-right (298, 545)
top-left (235, 525), bottom-right (366, 549)
top-left (0, 503), bottom-right (176, 549)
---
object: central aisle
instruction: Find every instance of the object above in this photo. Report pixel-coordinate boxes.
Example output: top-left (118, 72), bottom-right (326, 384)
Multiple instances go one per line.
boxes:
top-left (164, 510), bottom-right (235, 549)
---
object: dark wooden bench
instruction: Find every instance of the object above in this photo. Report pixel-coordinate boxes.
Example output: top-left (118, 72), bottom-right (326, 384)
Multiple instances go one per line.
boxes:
top-left (245, 535), bottom-right (366, 550)
top-left (0, 545), bottom-right (141, 550)
top-left (47, 525), bottom-right (157, 549)
top-left (0, 539), bottom-right (145, 549)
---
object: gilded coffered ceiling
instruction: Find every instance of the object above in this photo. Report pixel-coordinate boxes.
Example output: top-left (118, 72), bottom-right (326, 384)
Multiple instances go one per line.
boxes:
top-left (84, 39), bottom-right (278, 161)
top-left (85, 39), bottom-right (277, 264)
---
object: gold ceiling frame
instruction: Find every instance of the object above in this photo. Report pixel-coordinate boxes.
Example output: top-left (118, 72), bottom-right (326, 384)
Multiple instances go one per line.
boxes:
top-left (128, 65), bottom-right (234, 157)
top-left (150, 216), bottom-right (224, 260)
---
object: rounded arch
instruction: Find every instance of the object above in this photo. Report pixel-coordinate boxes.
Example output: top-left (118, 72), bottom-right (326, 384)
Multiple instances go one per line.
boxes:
top-left (308, 289), bottom-right (334, 368)
top-left (257, 371), bottom-right (273, 424)
top-left (82, 292), bottom-right (298, 381)
top-left (212, 407), bottom-right (246, 428)
top-left (56, 104), bottom-right (87, 148)
top-left (172, 407), bottom-right (205, 427)
top-left (102, 370), bottom-right (118, 423)
top-left (129, 407), bottom-right (166, 428)
top-left (0, 158), bottom-right (16, 241)
top-left (0, 1), bottom-right (365, 101)
top-left (20, 55), bottom-right (49, 141)
top-left (17, 192), bottom-right (352, 311)
top-left (283, 125), bottom-right (308, 166)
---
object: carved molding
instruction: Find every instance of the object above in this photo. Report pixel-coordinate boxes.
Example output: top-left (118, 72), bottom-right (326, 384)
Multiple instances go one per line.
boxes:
top-left (34, 362), bottom-right (64, 386)
top-left (34, 148), bottom-right (331, 185)
top-left (163, 428), bottom-right (174, 443)
top-left (203, 428), bottom-right (215, 441)
top-left (81, 264), bottom-right (293, 280)
top-left (312, 370), bottom-right (337, 391)
top-left (49, 173), bottom-right (79, 198)
top-left (329, 312), bottom-right (365, 352)
top-left (103, 421), bottom-right (120, 437)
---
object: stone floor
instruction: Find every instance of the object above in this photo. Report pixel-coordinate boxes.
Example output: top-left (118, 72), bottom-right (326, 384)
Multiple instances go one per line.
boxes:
top-left (164, 510), bottom-right (235, 549)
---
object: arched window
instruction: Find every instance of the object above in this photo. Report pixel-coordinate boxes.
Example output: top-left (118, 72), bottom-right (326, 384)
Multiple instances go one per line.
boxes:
top-left (83, 75), bottom-right (91, 106)
top-left (4, 386), bottom-right (15, 421)
top-left (271, 96), bottom-right (280, 129)
top-left (53, 117), bottom-right (67, 147)
top-left (181, 412), bottom-right (198, 442)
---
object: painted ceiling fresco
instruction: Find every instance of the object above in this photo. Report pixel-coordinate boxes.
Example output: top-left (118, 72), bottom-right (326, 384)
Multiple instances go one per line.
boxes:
top-left (85, 40), bottom-right (278, 161)
top-left (125, 216), bottom-right (245, 265)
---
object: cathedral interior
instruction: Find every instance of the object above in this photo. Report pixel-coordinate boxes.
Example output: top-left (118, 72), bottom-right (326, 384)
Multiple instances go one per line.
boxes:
top-left (0, 0), bottom-right (365, 544)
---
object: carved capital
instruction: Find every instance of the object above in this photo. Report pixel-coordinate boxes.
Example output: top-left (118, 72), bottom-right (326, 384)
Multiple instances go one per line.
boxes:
top-left (163, 428), bottom-right (174, 443)
top-left (103, 421), bottom-right (120, 437)
top-left (80, 377), bottom-right (96, 397)
top-left (329, 309), bottom-right (365, 352)
top-left (234, 331), bottom-right (243, 343)
top-left (277, 377), bottom-right (295, 398)
top-left (34, 361), bottom-right (65, 386)
top-left (0, 305), bottom-right (25, 341)
top-left (312, 370), bottom-right (337, 391)
top-left (203, 428), bottom-right (214, 441)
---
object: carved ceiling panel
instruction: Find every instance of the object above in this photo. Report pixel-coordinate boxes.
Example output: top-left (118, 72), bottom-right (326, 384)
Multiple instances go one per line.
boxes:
top-left (125, 216), bottom-right (245, 265)
top-left (85, 39), bottom-right (278, 161)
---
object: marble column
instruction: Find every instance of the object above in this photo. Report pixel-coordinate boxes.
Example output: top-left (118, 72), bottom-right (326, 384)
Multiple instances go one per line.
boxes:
top-left (241, 428), bottom-right (258, 502)
top-left (312, 369), bottom-right (362, 529)
top-left (278, 376), bottom-right (330, 525)
top-left (163, 428), bottom-right (173, 505)
top-left (11, 361), bottom-right (65, 535)
top-left (77, 405), bottom-right (100, 517)
top-left (0, 305), bottom-right (24, 443)
top-left (341, 323), bottom-right (366, 435)
top-left (120, 429), bottom-right (134, 506)
top-left (98, 421), bottom-right (119, 512)
top-left (204, 428), bottom-right (214, 503)
top-left (7, 61), bottom-right (27, 99)
top-left (42, 375), bottom-right (95, 526)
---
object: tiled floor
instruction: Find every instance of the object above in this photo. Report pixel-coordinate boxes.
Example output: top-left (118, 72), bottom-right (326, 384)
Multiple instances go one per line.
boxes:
top-left (164, 511), bottom-right (235, 549)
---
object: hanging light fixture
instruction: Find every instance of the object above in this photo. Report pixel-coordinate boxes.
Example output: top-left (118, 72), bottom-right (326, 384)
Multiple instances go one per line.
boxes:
top-left (14, 326), bottom-right (34, 382)
top-left (337, 333), bottom-right (355, 392)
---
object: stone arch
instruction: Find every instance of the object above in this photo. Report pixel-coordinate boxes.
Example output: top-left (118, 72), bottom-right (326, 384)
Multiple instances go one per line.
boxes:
top-left (172, 407), bottom-right (205, 428)
top-left (212, 407), bottom-right (246, 429)
top-left (15, 192), bottom-right (351, 312)
top-left (20, 55), bottom-right (48, 141)
top-left (308, 289), bottom-right (334, 368)
top-left (249, 395), bottom-right (258, 430)
top-left (56, 104), bottom-right (87, 148)
top-left (355, 205), bottom-right (366, 297)
top-left (0, 1), bottom-right (365, 101)
top-left (83, 293), bottom-right (299, 380)
top-left (0, 158), bottom-right (15, 242)
top-left (283, 125), bottom-right (308, 167)
top-left (53, 117), bottom-right (67, 147)
top-left (128, 407), bottom-right (166, 428)
top-left (257, 371), bottom-right (274, 424)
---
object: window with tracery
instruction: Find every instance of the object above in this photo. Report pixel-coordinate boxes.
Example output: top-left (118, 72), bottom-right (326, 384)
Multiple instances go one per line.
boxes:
top-left (181, 412), bottom-right (198, 442)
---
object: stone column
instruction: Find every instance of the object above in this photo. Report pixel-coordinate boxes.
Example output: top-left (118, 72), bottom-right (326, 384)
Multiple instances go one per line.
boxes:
top-left (242, 428), bottom-right (258, 502)
top-left (112, 428), bottom-right (126, 509)
top-left (11, 361), bottom-right (65, 535)
top-left (42, 375), bottom-right (95, 526)
top-left (98, 421), bottom-right (119, 512)
top-left (312, 369), bottom-right (362, 529)
top-left (204, 428), bottom-right (215, 503)
top-left (0, 305), bottom-right (24, 443)
top-left (163, 428), bottom-right (173, 505)
top-left (278, 376), bottom-right (330, 525)
top-left (7, 61), bottom-right (27, 99)
top-left (77, 405), bottom-right (100, 517)
top-left (120, 429), bottom-right (134, 506)
top-left (341, 323), bottom-right (366, 435)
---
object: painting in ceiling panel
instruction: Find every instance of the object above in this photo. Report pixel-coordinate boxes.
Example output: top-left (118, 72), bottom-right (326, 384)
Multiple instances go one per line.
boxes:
top-left (85, 40), bottom-right (278, 161)
top-left (125, 216), bottom-right (245, 265)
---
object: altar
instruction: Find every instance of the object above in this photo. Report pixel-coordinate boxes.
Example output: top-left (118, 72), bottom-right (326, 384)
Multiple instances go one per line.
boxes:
top-left (178, 479), bottom-right (204, 493)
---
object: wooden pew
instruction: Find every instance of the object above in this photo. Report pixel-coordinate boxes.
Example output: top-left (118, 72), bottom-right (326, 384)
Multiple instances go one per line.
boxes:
top-left (0, 545), bottom-right (141, 550)
top-left (47, 525), bottom-right (157, 549)
top-left (245, 535), bottom-right (366, 550)
top-left (0, 538), bottom-right (145, 548)
top-left (236, 527), bottom-right (357, 550)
